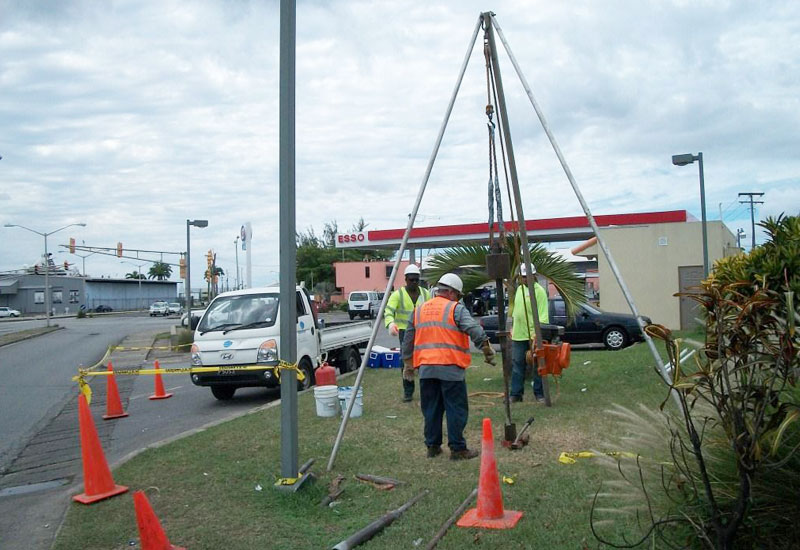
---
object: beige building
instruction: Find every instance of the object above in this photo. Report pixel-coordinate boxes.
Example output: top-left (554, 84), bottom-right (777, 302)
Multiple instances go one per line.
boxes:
top-left (581, 220), bottom-right (738, 330)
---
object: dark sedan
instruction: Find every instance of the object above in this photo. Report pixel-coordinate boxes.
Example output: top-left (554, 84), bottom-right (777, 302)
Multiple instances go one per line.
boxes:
top-left (549, 298), bottom-right (650, 350)
top-left (478, 315), bottom-right (564, 344)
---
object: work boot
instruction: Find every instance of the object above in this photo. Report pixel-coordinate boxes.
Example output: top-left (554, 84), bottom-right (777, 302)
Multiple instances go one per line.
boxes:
top-left (402, 395), bottom-right (413, 403)
top-left (535, 395), bottom-right (546, 403)
top-left (450, 448), bottom-right (479, 461)
top-left (426, 445), bottom-right (442, 458)
top-left (503, 395), bottom-right (523, 404)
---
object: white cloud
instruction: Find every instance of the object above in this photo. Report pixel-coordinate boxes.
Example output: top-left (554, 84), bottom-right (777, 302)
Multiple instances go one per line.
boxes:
top-left (1, 0), bottom-right (799, 284)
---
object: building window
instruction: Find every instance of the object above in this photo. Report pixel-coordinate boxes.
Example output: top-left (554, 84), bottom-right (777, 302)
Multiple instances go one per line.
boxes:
top-left (34, 291), bottom-right (44, 304)
top-left (365, 266), bottom-right (370, 278)
top-left (52, 290), bottom-right (63, 304)
top-left (70, 290), bottom-right (80, 303)
top-left (385, 265), bottom-right (392, 278)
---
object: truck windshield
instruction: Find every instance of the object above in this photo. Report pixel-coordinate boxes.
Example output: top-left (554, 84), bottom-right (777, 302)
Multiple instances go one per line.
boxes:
top-left (198, 293), bottom-right (279, 334)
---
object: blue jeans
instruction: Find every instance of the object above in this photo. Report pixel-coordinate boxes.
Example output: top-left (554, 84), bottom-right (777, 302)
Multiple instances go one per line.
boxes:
top-left (511, 340), bottom-right (543, 399)
top-left (419, 378), bottom-right (468, 451)
top-left (399, 329), bottom-right (414, 398)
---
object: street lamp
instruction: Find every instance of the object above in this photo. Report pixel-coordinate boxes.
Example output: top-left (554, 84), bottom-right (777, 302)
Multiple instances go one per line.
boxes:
top-left (120, 260), bottom-right (147, 310)
top-left (672, 152), bottom-right (709, 278)
top-left (185, 219), bottom-right (208, 310)
top-left (4, 222), bottom-right (87, 326)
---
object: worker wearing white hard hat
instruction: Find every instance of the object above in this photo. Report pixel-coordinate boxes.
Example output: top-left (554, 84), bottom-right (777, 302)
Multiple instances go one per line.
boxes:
top-left (510, 263), bottom-right (549, 403)
top-left (384, 263), bottom-right (431, 402)
top-left (401, 272), bottom-right (496, 460)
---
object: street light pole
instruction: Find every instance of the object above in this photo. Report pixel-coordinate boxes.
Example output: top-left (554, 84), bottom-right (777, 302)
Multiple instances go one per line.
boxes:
top-left (4, 222), bottom-right (87, 326)
top-left (185, 219), bottom-right (208, 311)
top-left (672, 152), bottom-right (709, 278)
top-left (234, 236), bottom-right (240, 290)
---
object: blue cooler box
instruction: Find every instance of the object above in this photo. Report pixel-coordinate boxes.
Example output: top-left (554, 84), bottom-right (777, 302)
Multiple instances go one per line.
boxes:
top-left (382, 351), bottom-right (402, 368)
top-left (367, 351), bottom-right (383, 368)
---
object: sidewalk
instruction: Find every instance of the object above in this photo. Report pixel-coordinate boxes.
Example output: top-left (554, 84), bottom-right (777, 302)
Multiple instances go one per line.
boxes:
top-left (0, 329), bottom-right (162, 550)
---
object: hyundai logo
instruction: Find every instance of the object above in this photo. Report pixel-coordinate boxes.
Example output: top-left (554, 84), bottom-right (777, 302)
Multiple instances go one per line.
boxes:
top-left (221, 352), bottom-right (233, 360)
top-left (223, 340), bottom-right (233, 348)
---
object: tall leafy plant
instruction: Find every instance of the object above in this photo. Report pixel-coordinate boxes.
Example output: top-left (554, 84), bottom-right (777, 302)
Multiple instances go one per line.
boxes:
top-left (592, 215), bottom-right (800, 549)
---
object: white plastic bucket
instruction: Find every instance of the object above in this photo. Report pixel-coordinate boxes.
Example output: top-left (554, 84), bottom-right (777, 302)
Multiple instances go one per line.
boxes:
top-left (314, 385), bottom-right (339, 417)
top-left (338, 386), bottom-right (364, 418)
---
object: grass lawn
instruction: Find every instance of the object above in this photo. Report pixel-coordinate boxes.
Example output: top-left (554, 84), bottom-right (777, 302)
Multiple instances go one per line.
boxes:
top-left (54, 339), bottom-right (685, 550)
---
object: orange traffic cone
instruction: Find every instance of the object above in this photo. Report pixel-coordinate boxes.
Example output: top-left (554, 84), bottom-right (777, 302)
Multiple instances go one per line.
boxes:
top-left (457, 418), bottom-right (523, 529)
top-left (149, 360), bottom-right (173, 400)
top-left (103, 361), bottom-right (129, 420)
top-left (73, 393), bottom-right (129, 504)
top-left (133, 490), bottom-right (186, 550)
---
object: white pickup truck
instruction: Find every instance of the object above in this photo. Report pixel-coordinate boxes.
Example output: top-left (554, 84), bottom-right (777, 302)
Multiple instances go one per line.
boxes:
top-left (190, 286), bottom-right (371, 400)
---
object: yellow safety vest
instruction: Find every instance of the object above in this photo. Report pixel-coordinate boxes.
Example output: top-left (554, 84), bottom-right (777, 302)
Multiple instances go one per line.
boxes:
top-left (385, 286), bottom-right (431, 330)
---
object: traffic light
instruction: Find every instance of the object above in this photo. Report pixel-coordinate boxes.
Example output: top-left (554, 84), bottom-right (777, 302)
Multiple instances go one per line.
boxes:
top-left (117, 242), bottom-right (123, 258)
top-left (179, 258), bottom-right (186, 279)
top-left (34, 265), bottom-right (39, 274)
top-left (64, 261), bottom-right (69, 270)
top-left (69, 237), bottom-right (75, 254)
top-left (206, 250), bottom-right (214, 268)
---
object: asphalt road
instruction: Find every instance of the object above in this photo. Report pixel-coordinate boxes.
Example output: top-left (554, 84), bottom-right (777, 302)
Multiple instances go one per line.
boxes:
top-left (0, 310), bottom-right (397, 549)
top-left (0, 314), bottom-right (178, 470)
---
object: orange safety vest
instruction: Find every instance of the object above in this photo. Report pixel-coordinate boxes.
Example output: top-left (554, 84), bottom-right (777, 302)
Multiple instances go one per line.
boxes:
top-left (412, 296), bottom-right (471, 369)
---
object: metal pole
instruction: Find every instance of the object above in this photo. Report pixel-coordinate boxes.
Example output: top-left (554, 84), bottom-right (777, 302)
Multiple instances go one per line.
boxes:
top-left (750, 203), bottom-right (756, 249)
top-left (234, 236), bottom-right (240, 289)
top-left (185, 220), bottom-right (192, 310)
top-left (489, 15), bottom-right (676, 401)
top-left (278, 0), bottom-right (299, 483)
top-left (485, 14), bottom-right (549, 406)
top-left (44, 234), bottom-right (51, 326)
top-left (697, 152), bottom-right (709, 278)
top-left (327, 14), bottom-right (483, 472)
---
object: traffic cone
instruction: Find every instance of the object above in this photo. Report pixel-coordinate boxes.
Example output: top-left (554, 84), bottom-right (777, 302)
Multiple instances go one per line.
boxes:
top-left (149, 360), bottom-right (173, 400)
top-left (133, 490), bottom-right (186, 550)
top-left (103, 361), bottom-right (129, 420)
top-left (457, 418), bottom-right (523, 529)
top-left (73, 393), bottom-right (129, 504)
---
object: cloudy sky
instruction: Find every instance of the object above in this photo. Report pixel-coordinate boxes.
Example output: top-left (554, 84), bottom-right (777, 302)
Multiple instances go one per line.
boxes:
top-left (1, 0), bottom-right (798, 289)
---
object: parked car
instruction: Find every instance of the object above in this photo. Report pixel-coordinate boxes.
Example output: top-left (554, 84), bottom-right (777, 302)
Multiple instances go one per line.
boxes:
top-left (548, 298), bottom-right (651, 351)
top-left (478, 314), bottom-right (564, 344)
top-left (168, 303), bottom-right (182, 315)
top-left (348, 291), bottom-right (380, 320)
top-left (149, 301), bottom-right (170, 316)
top-left (93, 305), bottom-right (113, 313)
top-left (0, 306), bottom-right (21, 318)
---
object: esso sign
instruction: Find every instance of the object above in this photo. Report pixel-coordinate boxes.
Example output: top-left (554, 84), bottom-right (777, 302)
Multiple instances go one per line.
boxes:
top-left (337, 232), bottom-right (366, 244)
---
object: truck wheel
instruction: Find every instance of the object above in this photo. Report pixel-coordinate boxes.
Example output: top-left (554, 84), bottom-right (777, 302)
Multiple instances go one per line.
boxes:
top-left (349, 312), bottom-right (355, 320)
top-left (297, 358), bottom-right (315, 391)
top-left (343, 347), bottom-right (361, 373)
top-left (211, 386), bottom-right (236, 400)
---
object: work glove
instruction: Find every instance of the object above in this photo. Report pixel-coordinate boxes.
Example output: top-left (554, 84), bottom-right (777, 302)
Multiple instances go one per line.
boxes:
top-left (403, 361), bottom-right (416, 382)
top-left (482, 340), bottom-right (496, 366)
top-left (388, 323), bottom-right (399, 336)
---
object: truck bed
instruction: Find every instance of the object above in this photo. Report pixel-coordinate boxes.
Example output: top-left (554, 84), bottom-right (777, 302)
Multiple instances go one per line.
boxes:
top-left (320, 320), bottom-right (372, 355)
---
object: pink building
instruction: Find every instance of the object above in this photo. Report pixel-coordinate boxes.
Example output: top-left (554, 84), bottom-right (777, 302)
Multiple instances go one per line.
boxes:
top-left (334, 260), bottom-right (412, 300)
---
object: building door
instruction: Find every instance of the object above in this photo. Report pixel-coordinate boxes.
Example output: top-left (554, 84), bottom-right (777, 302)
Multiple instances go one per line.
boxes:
top-left (678, 266), bottom-right (704, 330)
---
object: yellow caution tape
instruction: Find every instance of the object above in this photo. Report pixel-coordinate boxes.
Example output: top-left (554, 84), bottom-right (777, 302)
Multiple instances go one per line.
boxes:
top-left (111, 343), bottom-right (192, 351)
top-left (502, 475), bottom-right (515, 485)
top-left (558, 451), bottom-right (639, 465)
top-left (77, 377), bottom-right (92, 405)
top-left (73, 360), bottom-right (304, 385)
top-left (274, 477), bottom-right (300, 486)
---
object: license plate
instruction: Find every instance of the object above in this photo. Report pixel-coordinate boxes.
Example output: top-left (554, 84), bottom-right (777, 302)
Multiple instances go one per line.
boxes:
top-left (219, 368), bottom-right (238, 375)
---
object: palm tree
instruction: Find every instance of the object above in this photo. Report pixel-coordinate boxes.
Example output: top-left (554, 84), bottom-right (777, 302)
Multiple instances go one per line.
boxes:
top-left (425, 239), bottom-right (586, 320)
top-left (125, 271), bottom-right (146, 280)
top-left (148, 262), bottom-right (172, 280)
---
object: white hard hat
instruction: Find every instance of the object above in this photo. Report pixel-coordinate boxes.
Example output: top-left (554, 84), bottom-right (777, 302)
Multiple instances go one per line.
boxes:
top-left (520, 263), bottom-right (537, 276)
top-left (437, 273), bottom-right (463, 293)
top-left (404, 264), bottom-right (421, 277)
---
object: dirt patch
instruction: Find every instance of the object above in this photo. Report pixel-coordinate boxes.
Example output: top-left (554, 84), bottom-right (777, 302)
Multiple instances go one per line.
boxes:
top-left (0, 326), bottom-right (62, 347)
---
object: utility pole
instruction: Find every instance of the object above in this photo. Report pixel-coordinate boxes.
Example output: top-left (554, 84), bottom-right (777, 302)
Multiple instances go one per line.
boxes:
top-left (738, 192), bottom-right (764, 250)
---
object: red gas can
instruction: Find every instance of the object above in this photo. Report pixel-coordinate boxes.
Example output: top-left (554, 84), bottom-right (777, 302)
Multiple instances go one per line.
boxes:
top-left (315, 362), bottom-right (337, 386)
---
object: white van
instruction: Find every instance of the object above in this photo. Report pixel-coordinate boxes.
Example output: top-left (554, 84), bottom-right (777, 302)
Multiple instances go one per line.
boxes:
top-left (348, 291), bottom-right (380, 320)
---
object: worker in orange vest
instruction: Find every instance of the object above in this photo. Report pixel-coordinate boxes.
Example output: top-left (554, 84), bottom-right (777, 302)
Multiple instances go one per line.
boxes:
top-left (401, 273), bottom-right (496, 460)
